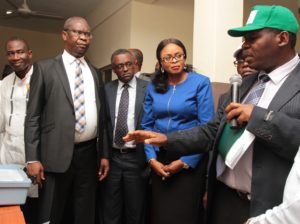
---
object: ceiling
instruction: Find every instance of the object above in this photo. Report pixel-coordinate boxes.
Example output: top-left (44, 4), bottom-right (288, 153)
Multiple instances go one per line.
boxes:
top-left (0, 0), bottom-right (101, 33)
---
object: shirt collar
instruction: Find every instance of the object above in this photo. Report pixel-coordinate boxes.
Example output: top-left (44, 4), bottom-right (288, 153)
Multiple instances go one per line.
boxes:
top-left (260, 54), bottom-right (300, 85)
top-left (14, 65), bottom-right (33, 84)
top-left (118, 76), bottom-right (137, 89)
top-left (62, 50), bottom-right (85, 66)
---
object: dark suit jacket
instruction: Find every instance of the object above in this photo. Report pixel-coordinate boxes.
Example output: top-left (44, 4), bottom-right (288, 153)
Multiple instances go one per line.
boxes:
top-left (138, 73), bottom-right (152, 81)
top-left (166, 63), bottom-right (300, 218)
top-left (104, 77), bottom-right (148, 168)
top-left (25, 55), bottom-right (108, 173)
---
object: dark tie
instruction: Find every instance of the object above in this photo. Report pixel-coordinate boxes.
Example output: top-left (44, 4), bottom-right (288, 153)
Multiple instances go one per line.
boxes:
top-left (218, 74), bottom-right (270, 158)
top-left (114, 84), bottom-right (129, 147)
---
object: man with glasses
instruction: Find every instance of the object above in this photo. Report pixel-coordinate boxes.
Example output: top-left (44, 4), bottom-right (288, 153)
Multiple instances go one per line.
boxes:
top-left (25, 17), bottom-right (109, 224)
top-left (101, 49), bottom-right (148, 224)
top-left (233, 45), bottom-right (258, 78)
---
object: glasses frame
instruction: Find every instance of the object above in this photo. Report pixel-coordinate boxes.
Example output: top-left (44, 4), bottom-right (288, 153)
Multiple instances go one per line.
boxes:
top-left (113, 61), bottom-right (134, 70)
top-left (233, 59), bottom-right (245, 67)
top-left (64, 29), bottom-right (93, 39)
top-left (161, 53), bottom-right (185, 63)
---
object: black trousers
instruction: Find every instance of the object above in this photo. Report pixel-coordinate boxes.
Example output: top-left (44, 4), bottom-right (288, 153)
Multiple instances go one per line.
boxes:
top-left (38, 139), bottom-right (98, 224)
top-left (21, 197), bottom-right (38, 224)
top-left (208, 180), bottom-right (250, 224)
top-left (101, 149), bottom-right (147, 224)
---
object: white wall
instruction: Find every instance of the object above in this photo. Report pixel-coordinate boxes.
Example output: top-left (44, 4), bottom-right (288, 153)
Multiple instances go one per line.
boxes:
top-left (0, 26), bottom-right (62, 74)
top-left (87, 0), bottom-right (194, 74)
top-left (86, 0), bottom-right (132, 68)
top-left (131, 0), bottom-right (194, 73)
top-left (193, 0), bottom-right (244, 83)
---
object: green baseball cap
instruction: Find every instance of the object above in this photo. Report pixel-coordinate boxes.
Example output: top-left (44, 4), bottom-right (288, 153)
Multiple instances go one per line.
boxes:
top-left (228, 5), bottom-right (299, 37)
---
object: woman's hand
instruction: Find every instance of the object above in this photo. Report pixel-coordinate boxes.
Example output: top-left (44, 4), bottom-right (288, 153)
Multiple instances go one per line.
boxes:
top-left (149, 159), bottom-right (170, 178)
top-left (163, 160), bottom-right (185, 175)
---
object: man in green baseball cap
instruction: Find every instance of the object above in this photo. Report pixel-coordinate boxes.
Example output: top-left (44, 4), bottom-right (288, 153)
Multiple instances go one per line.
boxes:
top-left (228, 5), bottom-right (299, 37)
top-left (122, 5), bottom-right (300, 224)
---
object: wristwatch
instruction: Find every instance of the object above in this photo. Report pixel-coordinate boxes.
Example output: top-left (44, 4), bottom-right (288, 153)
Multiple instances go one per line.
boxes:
top-left (182, 162), bottom-right (190, 169)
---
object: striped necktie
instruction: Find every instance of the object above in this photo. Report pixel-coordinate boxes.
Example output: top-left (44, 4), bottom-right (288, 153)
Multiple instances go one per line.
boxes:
top-left (243, 74), bottom-right (270, 104)
top-left (74, 59), bottom-right (86, 133)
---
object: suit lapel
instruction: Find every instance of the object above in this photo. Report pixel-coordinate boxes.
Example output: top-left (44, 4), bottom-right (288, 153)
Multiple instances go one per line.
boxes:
top-left (54, 55), bottom-right (74, 107)
top-left (88, 63), bottom-right (100, 112)
top-left (108, 80), bottom-right (118, 130)
top-left (239, 74), bottom-right (258, 101)
top-left (135, 79), bottom-right (147, 127)
top-left (268, 62), bottom-right (300, 110)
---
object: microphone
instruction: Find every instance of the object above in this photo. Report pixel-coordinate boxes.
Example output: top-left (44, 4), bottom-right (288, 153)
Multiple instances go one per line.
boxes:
top-left (229, 74), bottom-right (242, 129)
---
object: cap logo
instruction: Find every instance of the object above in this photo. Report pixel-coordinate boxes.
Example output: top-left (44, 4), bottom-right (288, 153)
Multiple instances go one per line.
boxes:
top-left (246, 10), bottom-right (258, 24)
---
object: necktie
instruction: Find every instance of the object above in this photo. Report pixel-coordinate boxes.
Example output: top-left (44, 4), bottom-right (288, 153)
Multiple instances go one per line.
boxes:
top-left (218, 74), bottom-right (270, 158)
top-left (74, 59), bottom-right (86, 133)
top-left (114, 84), bottom-right (129, 147)
top-left (243, 74), bottom-right (270, 104)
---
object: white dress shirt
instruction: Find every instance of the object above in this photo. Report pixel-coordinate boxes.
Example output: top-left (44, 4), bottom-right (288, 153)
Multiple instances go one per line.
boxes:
top-left (62, 50), bottom-right (97, 143)
top-left (113, 77), bottom-right (137, 149)
top-left (0, 67), bottom-right (33, 165)
top-left (247, 147), bottom-right (300, 224)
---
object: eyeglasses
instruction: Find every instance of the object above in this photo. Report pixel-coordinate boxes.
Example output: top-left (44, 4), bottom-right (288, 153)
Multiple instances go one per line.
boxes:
top-left (161, 53), bottom-right (185, 63)
top-left (64, 29), bottom-right (93, 39)
top-left (114, 62), bottom-right (133, 70)
top-left (233, 59), bottom-right (245, 67)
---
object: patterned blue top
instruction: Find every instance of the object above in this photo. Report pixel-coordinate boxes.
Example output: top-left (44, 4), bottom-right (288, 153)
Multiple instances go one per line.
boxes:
top-left (142, 72), bottom-right (214, 168)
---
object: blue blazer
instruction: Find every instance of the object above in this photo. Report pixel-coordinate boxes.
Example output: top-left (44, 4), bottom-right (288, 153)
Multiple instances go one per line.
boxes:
top-left (142, 72), bottom-right (214, 167)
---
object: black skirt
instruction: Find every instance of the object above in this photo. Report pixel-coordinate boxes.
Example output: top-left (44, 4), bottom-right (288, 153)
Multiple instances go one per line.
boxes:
top-left (150, 151), bottom-right (208, 224)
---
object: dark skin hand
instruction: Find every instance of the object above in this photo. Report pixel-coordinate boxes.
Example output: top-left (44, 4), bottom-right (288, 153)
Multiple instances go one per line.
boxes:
top-left (163, 160), bottom-right (185, 175)
top-left (149, 159), bottom-right (185, 180)
top-left (123, 130), bottom-right (168, 147)
top-left (149, 159), bottom-right (170, 178)
top-left (26, 161), bottom-right (45, 188)
top-left (124, 104), bottom-right (255, 145)
top-left (225, 103), bottom-right (254, 125)
top-left (27, 158), bottom-right (109, 186)
top-left (98, 158), bottom-right (109, 181)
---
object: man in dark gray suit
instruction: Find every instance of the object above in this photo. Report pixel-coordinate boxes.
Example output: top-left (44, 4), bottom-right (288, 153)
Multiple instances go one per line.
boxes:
top-left (124, 5), bottom-right (300, 224)
top-left (101, 49), bottom-right (148, 224)
top-left (25, 17), bottom-right (109, 224)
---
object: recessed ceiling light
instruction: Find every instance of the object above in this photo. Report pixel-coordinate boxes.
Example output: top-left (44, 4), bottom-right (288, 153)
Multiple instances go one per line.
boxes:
top-left (6, 10), bottom-right (13, 15)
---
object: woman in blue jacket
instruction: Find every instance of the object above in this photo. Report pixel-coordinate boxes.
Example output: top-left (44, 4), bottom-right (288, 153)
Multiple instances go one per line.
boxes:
top-left (142, 38), bottom-right (214, 224)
